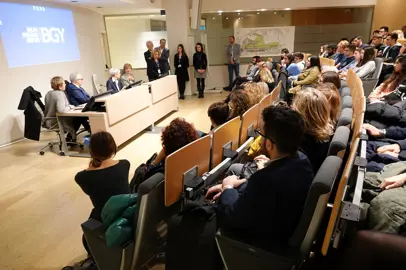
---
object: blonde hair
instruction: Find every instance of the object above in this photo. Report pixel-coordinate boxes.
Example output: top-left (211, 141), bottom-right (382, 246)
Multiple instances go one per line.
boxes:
top-left (123, 63), bottom-right (133, 71)
top-left (257, 82), bottom-right (269, 95)
top-left (317, 83), bottom-right (341, 126)
top-left (50, 76), bottom-right (64, 90)
top-left (153, 49), bottom-right (161, 58)
top-left (293, 88), bottom-right (334, 141)
top-left (243, 82), bottom-right (265, 105)
top-left (259, 68), bottom-right (274, 83)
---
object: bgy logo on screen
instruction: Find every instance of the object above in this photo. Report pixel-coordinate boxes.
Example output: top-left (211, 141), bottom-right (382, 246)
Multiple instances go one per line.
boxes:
top-left (22, 27), bottom-right (65, 44)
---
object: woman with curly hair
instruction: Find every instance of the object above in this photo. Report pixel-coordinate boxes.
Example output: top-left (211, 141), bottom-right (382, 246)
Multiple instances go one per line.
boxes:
top-left (151, 118), bottom-right (198, 168)
top-left (293, 88), bottom-right (334, 173)
top-left (242, 82), bottom-right (265, 105)
top-left (317, 83), bottom-right (341, 126)
top-left (228, 90), bottom-right (252, 119)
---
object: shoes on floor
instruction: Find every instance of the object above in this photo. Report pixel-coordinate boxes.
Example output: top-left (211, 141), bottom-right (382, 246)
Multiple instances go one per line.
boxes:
top-left (179, 95), bottom-right (185, 100)
top-left (223, 86), bottom-right (231, 91)
top-left (198, 92), bottom-right (204, 98)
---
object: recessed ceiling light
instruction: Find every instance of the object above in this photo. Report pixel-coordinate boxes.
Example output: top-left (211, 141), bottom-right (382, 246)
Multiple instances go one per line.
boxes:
top-left (212, 17), bottom-right (215, 19)
top-left (285, 8), bottom-right (291, 10)
top-left (274, 11), bottom-right (277, 14)
top-left (226, 17), bottom-right (229, 19)
top-left (236, 10), bottom-right (242, 12)
top-left (257, 12), bottom-right (259, 14)
top-left (237, 12), bottom-right (240, 15)
top-left (218, 10), bottom-right (223, 13)
top-left (261, 9), bottom-right (266, 11)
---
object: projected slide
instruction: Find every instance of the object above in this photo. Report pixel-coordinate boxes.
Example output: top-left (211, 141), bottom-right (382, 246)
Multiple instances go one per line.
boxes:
top-left (0, 3), bottom-right (80, 68)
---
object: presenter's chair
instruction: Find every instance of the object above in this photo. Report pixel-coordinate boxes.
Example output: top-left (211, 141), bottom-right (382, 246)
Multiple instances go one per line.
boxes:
top-left (92, 74), bottom-right (106, 95)
top-left (216, 156), bottom-right (343, 270)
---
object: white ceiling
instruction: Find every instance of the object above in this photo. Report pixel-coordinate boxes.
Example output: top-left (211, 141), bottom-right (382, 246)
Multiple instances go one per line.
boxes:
top-left (46, 0), bottom-right (163, 15)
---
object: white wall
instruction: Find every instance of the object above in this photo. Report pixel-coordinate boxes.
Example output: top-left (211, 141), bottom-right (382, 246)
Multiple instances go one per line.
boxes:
top-left (201, 0), bottom-right (376, 11)
top-left (105, 17), bottom-right (167, 69)
top-left (0, 1), bottom-right (106, 146)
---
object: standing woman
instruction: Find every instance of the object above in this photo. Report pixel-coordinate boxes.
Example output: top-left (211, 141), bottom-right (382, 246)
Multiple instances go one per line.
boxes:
top-left (193, 42), bottom-right (208, 98)
top-left (174, 44), bottom-right (190, 100)
top-left (147, 49), bottom-right (168, 81)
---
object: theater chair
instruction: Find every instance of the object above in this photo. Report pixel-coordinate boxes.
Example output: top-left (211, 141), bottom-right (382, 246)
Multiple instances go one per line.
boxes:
top-left (341, 95), bottom-right (353, 110)
top-left (216, 156), bottom-right (343, 270)
top-left (328, 126), bottom-right (350, 159)
top-left (337, 108), bottom-right (353, 128)
top-left (340, 86), bottom-right (351, 98)
top-left (81, 173), bottom-right (180, 270)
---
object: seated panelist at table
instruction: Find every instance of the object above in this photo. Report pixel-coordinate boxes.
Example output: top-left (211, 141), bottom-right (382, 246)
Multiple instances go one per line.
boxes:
top-left (66, 72), bottom-right (90, 106)
top-left (120, 63), bottom-right (136, 88)
top-left (106, 68), bottom-right (123, 94)
top-left (147, 49), bottom-right (168, 81)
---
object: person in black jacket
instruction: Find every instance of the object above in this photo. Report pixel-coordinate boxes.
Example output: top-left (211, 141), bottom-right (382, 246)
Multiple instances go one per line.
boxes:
top-left (206, 106), bottom-right (314, 253)
top-left (147, 49), bottom-right (168, 81)
top-left (144, 41), bottom-right (154, 80)
top-left (193, 42), bottom-right (208, 98)
top-left (174, 44), bottom-right (190, 99)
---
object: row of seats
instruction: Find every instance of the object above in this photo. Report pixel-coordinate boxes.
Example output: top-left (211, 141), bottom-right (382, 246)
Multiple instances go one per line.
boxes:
top-left (81, 83), bottom-right (282, 270)
top-left (82, 71), bottom-right (369, 269)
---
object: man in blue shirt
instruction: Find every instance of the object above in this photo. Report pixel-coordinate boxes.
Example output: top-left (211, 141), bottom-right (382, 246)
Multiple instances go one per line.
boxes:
top-left (66, 72), bottom-right (90, 106)
top-left (206, 106), bottom-right (314, 252)
top-left (334, 40), bottom-right (348, 66)
top-left (338, 44), bottom-right (356, 71)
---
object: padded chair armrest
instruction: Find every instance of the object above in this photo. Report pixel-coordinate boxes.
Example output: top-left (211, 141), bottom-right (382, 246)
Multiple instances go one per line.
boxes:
top-left (337, 108), bottom-right (353, 128)
top-left (81, 218), bottom-right (106, 240)
top-left (328, 126), bottom-right (350, 156)
top-left (341, 96), bottom-right (353, 110)
top-left (138, 173), bottom-right (164, 197)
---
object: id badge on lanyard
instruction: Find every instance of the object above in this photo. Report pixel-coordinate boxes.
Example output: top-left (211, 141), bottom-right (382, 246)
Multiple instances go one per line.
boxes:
top-left (157, 62), bottom-right (161, 74)
top-left (178, 55), bottom-right (182, 68)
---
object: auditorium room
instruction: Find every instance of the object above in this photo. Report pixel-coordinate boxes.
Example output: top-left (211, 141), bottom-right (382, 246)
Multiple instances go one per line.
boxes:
top-left (1, 0), bottom-right (406, 269)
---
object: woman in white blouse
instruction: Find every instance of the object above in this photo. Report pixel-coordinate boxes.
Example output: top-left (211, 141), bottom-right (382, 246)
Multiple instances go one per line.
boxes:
top-left (341, 46), bottom-right (376, 79)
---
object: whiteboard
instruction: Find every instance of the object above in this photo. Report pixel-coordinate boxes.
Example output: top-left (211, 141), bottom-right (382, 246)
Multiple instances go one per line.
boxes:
top-left (235, 26), bottom-right (295, 57)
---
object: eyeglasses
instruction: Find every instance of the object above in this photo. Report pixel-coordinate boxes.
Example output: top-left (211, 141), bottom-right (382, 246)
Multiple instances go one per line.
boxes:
top-left (255, 128), bottom-right (275, 143)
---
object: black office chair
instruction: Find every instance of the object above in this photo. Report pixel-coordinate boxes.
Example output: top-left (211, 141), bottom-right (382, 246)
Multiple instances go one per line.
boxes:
top-left (215, 156), bottom-right (343, 270)
top-left (82, 173), bottom-right (181, 270)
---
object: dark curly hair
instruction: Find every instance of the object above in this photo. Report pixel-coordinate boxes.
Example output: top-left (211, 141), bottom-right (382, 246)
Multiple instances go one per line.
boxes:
top-left (228, 90), bottom-right (252, 119)
top-left (161, 118), bottom-right (198, 156)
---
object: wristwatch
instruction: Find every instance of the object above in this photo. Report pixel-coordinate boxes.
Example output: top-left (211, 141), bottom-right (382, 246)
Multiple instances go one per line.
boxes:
top-left (221, 185), bottom-right (233, 192)
top-left (379, 129), bottom-right (386, 137)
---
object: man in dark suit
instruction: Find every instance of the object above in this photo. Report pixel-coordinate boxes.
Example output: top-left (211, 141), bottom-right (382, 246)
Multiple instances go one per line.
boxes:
top-left (144, 40), bottom-right (154, 64)
top-left (66, 72), bottom-right (90, 106)
top-left (155, 38), bottom-right (170, 74)
top-left (382, 33), bottom-right (401, 63)
top-left (206, 106), bottom-right (314, 252)
top-left (106, 68), bottom-right (123, 94)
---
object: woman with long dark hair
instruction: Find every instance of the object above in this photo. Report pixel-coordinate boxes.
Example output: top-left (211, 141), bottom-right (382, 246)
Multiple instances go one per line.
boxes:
top-left (369, 55), bottom-right (406, 101)
top-left (174, 44), bottom-right (190, 99)
top-left (193, 42), bottom-right (208, 98)
top-left (292, 56), bottom-right (321, 86)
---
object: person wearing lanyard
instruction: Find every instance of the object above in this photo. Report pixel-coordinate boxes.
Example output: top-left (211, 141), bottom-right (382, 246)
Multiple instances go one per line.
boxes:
top-left (174, 44), bottom-right (190, 100)
top-left (147, 49), bottom-right (168, 81)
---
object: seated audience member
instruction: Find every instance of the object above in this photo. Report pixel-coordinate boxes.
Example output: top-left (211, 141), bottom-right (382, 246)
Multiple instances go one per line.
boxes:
top-left (206, 106), bottom-right (314, 253)
top-left (293, 52), bottom-right (306, 71)
top-left (225, 56), bottom-right (262, 90)
top-left (380, 26), bottom-right (390, 40)
top-left (319, 44), bottom-right (328, 58)
top-left (399, 39), bottom-right (406, 56)
top-left (147, 49), bottom-right (168, 81)
top-left (364, 123), bottom-right (406, 140)
top-left (208, 102), bottom-right (229, 130)
top-left (228, 90), bottom-right (252, 119)
top-left (150, 118), bottom-right (198, 171)
top-left (393, 30), bottom-right (405, 40)
top-left (320, 71), bottom-right (341, 90)
top-left (66, 72), bottom-right (90, 106)
top-left (317, 83), bottom-right (341, 126)
top-left (75, 131), bottom-right (130, 264)
top-left (370, 34), bottom-right (386, 57)
top-left (280, 48), bottom-right (289, 62)
top-left (44, 76), bottom-right (76, 139)
top-left (292, 56), bottom-right (321, 87)
top-left (243, 82), bottom-right (265, 105)
top-left (283, 53), bottom-right (302, 77)
top-left (106, 68), bottom-right (123, 93)
top-left (325, 44), bottom-right (337, 59)
top-left (120, 63), bottom-right (136, 88)
top-left (338, 44), bottom-right (357, 71)
top-left (354, 36), bottom-right (368, 48)
top-left (341, 46), bottom-right (376, 79)
top-left (369, 55), bottom-right (406, 101)
top-left (293, 88), bottom-right (333, 173)
top-left (334, 40), bottom-right (349, 66)
top-left (368, 29), bottom-right (380, 43)
top-left (258, 65), bottom-right (275, 90)
top-left (382, 33), bottom-right (402, 63)
top-left (257, 82), bottom-right (270, 95)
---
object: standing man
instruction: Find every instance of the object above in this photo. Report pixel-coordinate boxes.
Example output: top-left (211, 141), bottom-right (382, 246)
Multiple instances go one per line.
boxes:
top-left (224, 36), bottom-right (241, 91)
top-left (155, 38), bottom-right (170, 75)
top-left (144, 41), bottom-right (154, 81)
top-left (144, 41), bottom-right (154, 64)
